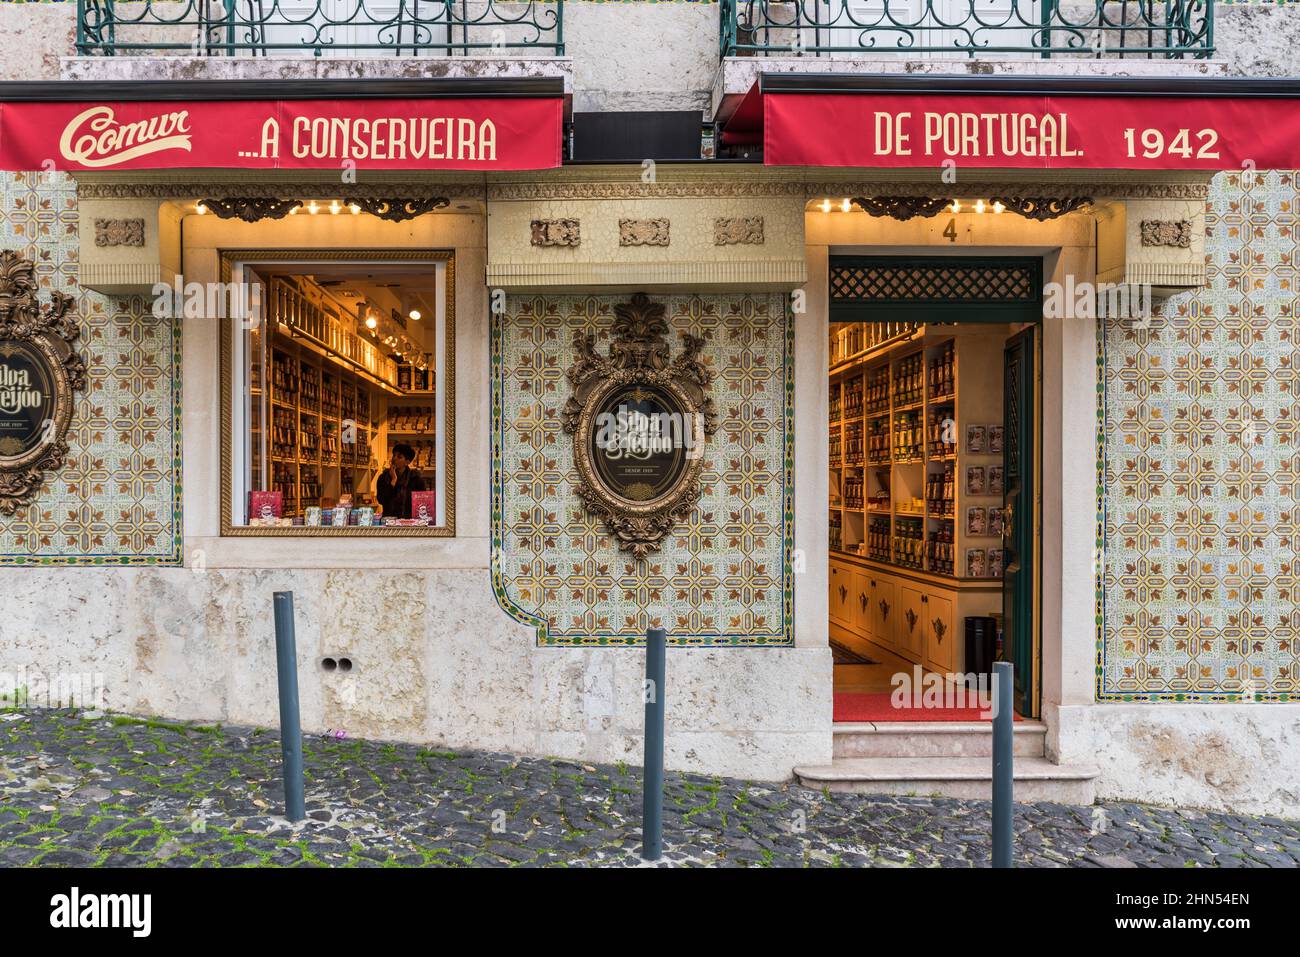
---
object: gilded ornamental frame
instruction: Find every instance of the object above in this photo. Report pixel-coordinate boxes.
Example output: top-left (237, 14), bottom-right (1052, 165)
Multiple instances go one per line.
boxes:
top-left (219, 248), bottom-right (455, 537)
top-left (562, 292), bottom-right (718, 559)
top-left (0, 250), bottom-right (86, 515)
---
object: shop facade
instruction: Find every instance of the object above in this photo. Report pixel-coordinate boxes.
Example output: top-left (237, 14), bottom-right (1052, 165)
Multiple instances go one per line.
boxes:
top-left (1, 2), bottom-right (1298, 816)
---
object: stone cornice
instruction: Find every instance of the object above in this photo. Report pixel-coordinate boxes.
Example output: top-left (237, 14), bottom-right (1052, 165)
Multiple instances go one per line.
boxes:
top-left (75, 181), bottom-right (486, 201)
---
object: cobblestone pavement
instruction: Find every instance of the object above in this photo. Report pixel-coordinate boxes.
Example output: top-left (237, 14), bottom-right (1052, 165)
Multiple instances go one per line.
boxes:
top-left (1, 709), bottom-right (1297, 868)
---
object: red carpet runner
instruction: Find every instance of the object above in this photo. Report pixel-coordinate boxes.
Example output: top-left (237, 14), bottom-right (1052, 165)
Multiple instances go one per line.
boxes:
top-left (834, 692), bottom-right (1022, 723)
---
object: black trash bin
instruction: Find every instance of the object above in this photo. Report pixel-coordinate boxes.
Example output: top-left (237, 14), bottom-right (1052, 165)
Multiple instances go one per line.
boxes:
top-left (965, 615), bottom-right (997, 684)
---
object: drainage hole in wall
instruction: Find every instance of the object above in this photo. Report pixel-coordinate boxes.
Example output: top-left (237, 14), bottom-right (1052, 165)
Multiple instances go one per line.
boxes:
top-left (321, 657), bottom-right (337, 671)
top-left (338, 657), bottom-right (353, 672)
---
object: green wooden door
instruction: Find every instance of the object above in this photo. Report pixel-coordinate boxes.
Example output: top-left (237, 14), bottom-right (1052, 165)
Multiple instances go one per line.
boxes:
top-left (1002, 326), bottom-right (1037, 718)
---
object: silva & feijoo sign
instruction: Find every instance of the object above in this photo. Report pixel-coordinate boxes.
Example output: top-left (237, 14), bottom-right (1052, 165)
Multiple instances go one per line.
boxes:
top-left (0, 250), bottom-right (85, 515)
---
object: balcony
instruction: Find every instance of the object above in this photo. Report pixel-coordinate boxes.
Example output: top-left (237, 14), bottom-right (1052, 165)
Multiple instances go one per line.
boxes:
top-left (75, 0), bottom-right (565, 56)
top-left (720, 0), bottom-right (1215, 60)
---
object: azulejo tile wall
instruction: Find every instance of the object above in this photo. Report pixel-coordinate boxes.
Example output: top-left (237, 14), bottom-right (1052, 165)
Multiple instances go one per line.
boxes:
top-left (0, 172), bottom-right (182, 565)
top-left (1098, 170), bottom-right (1297, 701)
top-left (492, 292), bottom-right (793, 646)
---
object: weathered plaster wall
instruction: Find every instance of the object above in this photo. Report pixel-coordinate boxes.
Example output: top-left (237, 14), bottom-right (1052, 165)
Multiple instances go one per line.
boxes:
top-left (1214, 2), bottom-right (1300, 77)
top-left (0, 565), bottom-right (830, 778)
top-left (51, 1), bottom-right (718, 114)
top-left (0, 1), bottom-right (73, 81)
top-left (1052, 703), bottom-right (1300, 816)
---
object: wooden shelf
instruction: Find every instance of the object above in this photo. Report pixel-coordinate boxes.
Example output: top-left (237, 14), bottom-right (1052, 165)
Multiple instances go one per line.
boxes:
top-left (828, 323), bottom-right (1012, 581)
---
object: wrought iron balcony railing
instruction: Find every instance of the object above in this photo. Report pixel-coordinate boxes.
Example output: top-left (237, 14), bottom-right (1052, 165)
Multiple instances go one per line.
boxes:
top-left (720, 0), bottom-right (1214, 59)
top-left (76, 0), bottom-right (564, 56)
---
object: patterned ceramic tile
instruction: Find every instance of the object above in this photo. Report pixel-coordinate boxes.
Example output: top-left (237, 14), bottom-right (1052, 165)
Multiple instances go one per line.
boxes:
top-left (491, 293), bottom-right (793, 646)
top-left (0, 172), bottom-right (182, 565)
top-left (1098, 170), bottom-right (1297, 701)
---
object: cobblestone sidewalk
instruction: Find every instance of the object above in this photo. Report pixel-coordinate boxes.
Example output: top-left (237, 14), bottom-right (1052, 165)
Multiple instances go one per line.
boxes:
top-left (2, 709), bottom-right (1297, 867)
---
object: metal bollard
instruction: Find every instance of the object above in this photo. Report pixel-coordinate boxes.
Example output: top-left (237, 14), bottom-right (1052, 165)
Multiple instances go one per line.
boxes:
top-left (991, 659), bottom-right (1014, 867)
top-left (642, 626), bottom-right (667, 861)
top-left (272, 591), bottom-right (306, 822)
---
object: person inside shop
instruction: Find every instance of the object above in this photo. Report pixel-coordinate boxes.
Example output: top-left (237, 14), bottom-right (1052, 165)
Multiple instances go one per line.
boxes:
top-left (376, 442), bottom-right (427, 519)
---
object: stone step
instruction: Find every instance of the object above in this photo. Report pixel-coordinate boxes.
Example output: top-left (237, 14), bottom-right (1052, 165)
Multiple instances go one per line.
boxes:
top-left (794, 756), bottom-right (1099, 804)
top-left (833, 720), bottom-right (1047, 759)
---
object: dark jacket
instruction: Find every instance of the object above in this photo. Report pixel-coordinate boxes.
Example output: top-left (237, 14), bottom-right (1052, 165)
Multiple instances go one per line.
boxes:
top-left (376, 466), bottom-right (426, 519)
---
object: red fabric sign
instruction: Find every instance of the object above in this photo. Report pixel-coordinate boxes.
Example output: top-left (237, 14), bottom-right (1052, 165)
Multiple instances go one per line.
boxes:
top-left (0, 97), bottom-right (563, 171)
top-left (764, 92), bottom-right (1300, 170)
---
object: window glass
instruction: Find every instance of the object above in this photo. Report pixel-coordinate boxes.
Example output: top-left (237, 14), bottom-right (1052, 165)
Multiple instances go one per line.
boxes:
top-left (230, 258), bottom-right (450, 531)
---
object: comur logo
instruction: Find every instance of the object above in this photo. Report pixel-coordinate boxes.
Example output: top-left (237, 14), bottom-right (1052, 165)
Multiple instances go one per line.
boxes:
top-left (49, 887), bottom-right (151, 938)
top-left (58, 106), bottom-right (192, 168)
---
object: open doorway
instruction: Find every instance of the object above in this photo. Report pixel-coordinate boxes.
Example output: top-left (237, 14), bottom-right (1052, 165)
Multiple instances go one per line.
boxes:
top-left (826, 256), bottom-right (1042, 721)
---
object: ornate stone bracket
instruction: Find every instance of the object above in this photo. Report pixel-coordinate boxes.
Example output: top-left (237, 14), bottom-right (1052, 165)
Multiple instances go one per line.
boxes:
top-left (850, 195), bottom-right (1093, 222)
top-left (1140, 219), bottom-right (1192, 248)
top-left (989, 196), bottom-right (1093, 221)
top-left (200, 197), bottom-right (302, 222)
top-left (713, 216), bottom-right (764, 245)
top-left (619, 218), bottom-right (670, 247)
top-left (852, 196), bottom-right (953, 221)
top-left (562, 293), bottom-right (717, 560)
top-left (199, 196), bottom-right (450, 222)
top-left (93, 218), bottom-right (145, 247)
top-left (0, 250), bottom-right (85, 515)
top-left (531, 218), bottom-right (581, 247)
top-left (343, 197), bottom-right (450, 222)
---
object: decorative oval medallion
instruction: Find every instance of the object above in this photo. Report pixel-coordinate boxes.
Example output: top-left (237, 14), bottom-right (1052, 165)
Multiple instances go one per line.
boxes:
top-left (0, 249), bottom-right (84, 515)
top-left (562, 293), bottom-right (717, 560)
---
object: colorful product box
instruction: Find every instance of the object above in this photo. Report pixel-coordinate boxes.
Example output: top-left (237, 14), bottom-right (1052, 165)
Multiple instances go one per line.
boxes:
top-left (248, 491), bottom-right (283, 524)
top-left (410, 491), bottom-right (437, 524)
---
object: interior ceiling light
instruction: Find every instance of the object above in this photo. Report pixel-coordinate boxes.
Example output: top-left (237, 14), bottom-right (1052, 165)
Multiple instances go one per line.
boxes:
top-left (819, 199), bottom-right (832, 213)
top-left (840, 198), bottom-right (852, 213)
top-left (408, 309), bottom-right (421, 321)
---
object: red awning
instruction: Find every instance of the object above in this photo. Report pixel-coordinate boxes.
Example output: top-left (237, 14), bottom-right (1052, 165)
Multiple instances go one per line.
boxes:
top-left (0, 79), bottom-right (564, 172)
top-left (727, 74), bottom-right (1300, 171)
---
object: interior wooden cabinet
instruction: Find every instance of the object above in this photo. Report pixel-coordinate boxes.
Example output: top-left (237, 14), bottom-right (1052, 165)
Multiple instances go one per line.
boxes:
top-left (828, 323), bottom-right (1007, 675)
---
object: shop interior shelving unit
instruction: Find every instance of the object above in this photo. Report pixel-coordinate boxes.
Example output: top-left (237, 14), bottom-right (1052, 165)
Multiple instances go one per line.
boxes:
top-left (250, 276), bottom-right (407, 516)
top-left (828, 321), bottom-right (1009, 673)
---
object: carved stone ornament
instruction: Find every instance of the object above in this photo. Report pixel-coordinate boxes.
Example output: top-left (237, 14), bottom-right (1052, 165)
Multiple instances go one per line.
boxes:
top-left (990, 196), bottom-right (1093, 221)
top-left (342, 197), bottom-right (450, 222)
top-left (852, 196), bottom-right (953, 221)
top-left (1140, 219), bottom-right (1193, 248)
top-left (562, 293), bottom-right (718, 560)
top-left (531, 218), bottom-right (581, 247)
top-left (93, 218), bottom-right (145, 247)
top-left (0, 249), bottom-right (86, 515)
top-left (713, 216), bottom-right (764, 245)
top-left (618, 218), bottom-right (670, 247)
top-left (200, 197), bottom-right (302, 222)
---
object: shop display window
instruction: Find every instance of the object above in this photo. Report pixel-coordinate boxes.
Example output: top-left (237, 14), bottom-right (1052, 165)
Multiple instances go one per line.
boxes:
top-left (223, 252), bottom-right (453, 534)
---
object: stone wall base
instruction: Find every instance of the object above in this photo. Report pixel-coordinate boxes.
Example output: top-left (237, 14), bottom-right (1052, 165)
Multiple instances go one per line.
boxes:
top-left (0, 567), bottom-right (832, 781)
top-left (1048, 703), bottom-right (1300, 818)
